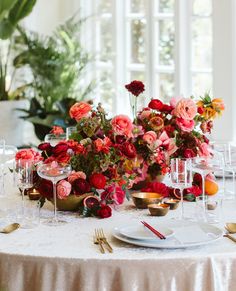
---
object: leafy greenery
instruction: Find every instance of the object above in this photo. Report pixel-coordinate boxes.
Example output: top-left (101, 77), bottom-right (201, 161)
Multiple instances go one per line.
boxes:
top-left (14, 16), bottom-right (95, 140)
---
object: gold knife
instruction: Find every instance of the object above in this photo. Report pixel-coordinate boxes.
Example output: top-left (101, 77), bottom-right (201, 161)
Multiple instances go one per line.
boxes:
top-left (102, 237), bottom-right (113, 253)
top-left (224, 234), bottom-right (236, 243)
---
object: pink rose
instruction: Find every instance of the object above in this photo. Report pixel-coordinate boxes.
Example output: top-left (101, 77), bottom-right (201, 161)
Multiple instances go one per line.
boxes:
top-left (173, 98), bottom-right (197, 120)
top-left (15, 149), bottom-right (42, 164)
top-left (176, 118), bottom-right (195, 132)
top-left (199, 142), bottom-right (212, 158)
top-left (138, 109), bottom-right (152, 120)
top-left (101, 184), bottom-right (125, 205)
top-left (143, 131), bottom-right (157, 144)
top-left (69, 102), bottom-right (92, 122)
top-left (68, 171), bottom-right (86, 183)
top-left (111, 115), bottom-right (133, 137)
top-left (170, 96), bottom-right (183, 108)
top-left (57, 180), bottom-right (71, 199)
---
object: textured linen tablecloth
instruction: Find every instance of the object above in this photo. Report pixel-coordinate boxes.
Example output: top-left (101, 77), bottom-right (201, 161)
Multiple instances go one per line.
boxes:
top-left (0, 176), bottom-right (236, 291)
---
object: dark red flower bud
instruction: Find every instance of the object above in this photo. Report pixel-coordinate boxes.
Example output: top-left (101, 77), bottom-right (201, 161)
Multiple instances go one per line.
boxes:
top-left (73, 178), bottom-right (91, 195)
top-left (148, 99), bottom-right (163, 110)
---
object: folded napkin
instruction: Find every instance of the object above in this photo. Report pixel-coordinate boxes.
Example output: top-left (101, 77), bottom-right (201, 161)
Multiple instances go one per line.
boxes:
top-left (174, 225), bottom-right (212, 244)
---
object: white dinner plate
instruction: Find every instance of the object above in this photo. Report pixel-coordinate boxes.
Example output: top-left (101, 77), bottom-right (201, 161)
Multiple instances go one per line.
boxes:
top-left (119, 224), bottom-right (174, 241)
top-left (113, 221), bottom-right (223, 249)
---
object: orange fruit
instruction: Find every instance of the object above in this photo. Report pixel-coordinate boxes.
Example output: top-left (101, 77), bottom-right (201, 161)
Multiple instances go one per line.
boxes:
top-left (204, 178), bottom-right (219, 196)
top-left (83, 196), bottom-right (100, 209)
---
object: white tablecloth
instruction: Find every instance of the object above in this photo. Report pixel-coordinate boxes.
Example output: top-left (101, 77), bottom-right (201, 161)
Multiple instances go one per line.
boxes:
top-left (0, 176), bottom-right (236, 291)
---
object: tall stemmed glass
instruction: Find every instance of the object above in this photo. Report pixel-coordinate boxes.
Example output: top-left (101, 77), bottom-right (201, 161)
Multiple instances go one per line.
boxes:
top-left (15, 159), bottom-right (34, 219)
top-left (170, 158), bottom-right (192, 220)
top-left (44, 133), bottom-right (66, 146)
top-left (37, 162), bottom-right (71, 226)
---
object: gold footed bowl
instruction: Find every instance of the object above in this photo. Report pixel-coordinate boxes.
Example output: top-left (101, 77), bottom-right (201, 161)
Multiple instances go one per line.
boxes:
top-left (51, 193), bottom-right (91, 211)
top-left (131, 192), bottom-right (163, 209)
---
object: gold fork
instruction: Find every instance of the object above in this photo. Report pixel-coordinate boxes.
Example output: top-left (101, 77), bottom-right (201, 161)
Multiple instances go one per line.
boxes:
top-left (94, 229), bottom-right (105, 254)
top-left (98, 228), bottom-right (113, 253)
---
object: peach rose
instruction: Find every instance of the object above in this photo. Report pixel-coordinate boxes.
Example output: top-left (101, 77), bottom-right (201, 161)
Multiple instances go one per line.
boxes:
top-left (111, 115), bottom-right (133, 137)
top-left (176, 118), bottom-right (195, 132)
top-left (143, 131), bottom-right (157, 144)
top-left (170, 96), bottom-right (183, 108)
top-left (68, 171), bottom-right (86, 183)
top-left (69, 102), bottom-right (92, 122)
top-left (174, 98), bottom-right (197, 120)
top-left (139, 109), bottom-right (152, 120)
top-left (15, 149), bottom-right (42, 164)
top-left (57, 180), bottom-right (71, 199)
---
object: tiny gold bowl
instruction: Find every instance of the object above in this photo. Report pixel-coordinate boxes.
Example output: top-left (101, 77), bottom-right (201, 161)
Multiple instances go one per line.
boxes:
top-left (163, 199), bottom-right (179, 210)
top-left (148, 203), bottom-right (170, 216)
top-left (131, 192), bottom-right (163, 209)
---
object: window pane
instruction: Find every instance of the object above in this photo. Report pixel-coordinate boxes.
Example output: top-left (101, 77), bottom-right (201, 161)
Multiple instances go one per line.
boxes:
top-left (158, 73), bottom-right (174, 101)
top-left (158, 20), bottom-right (175, 66)
top-left (193, 0), bottom-right (212, 16)
top-left (100, 19), bottom-right (113, 62)
top-left (100, 70), bottom-right (114, 112)
top-left (192, 18), bottom-right (212, 69)
top-left (158, 0), bottom-right (175, 13)
top-left (97, 0), bottom-right (112, 13)
top-left (130, 0), bottom-right (145, 13)
top-left (192, 73), bottom-right (212, 96)
top-left (130, 19), bottom-right (146, 64)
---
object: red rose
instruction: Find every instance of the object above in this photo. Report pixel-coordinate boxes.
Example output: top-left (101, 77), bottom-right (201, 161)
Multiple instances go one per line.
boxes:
top-left (56, 153), bottom-right (71, 164)
top-left (52, 142), bottom-right (69, 156)
top-left (160, 104), bottom-right (173, 112)
top-left (197, 106), bottom-right (204, 114)
top-left (73, 178), bottom-right (91, 195)
top-left (38, 179), bottom-right (53, 199)
top-left (38, 142), bottom-right (52, 152)
top-left (164, 125), bottom-right (175, 136)
top-left (121, 142), bottom-right (137, 158)
top-left (89, 173), bottom-right (106, 189)
top-left (125, 80), bottom-right (145, 97)
top-left (97, 205), bottom-right (112, 219)
top-left (148, 99), bottom-right (163, 110)
top-left (183, 149), bottom-right (196, 158)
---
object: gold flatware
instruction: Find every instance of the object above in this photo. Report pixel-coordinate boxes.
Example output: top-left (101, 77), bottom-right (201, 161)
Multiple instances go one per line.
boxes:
top-left (224, 233), bottom-right (236, 243)
top-left (0, 223), bottom-right (20, 234)
top-left (225, 223), bottom-right (236, 234)
top-left (94, 229), bottom-right (105, 254)
top-left (98, 228), bottom-right (113, 253)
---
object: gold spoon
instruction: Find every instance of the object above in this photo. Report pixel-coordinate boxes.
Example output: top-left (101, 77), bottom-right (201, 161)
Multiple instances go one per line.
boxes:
top-left (0, 223), bottom-right (20, 234)
top-left (225, 223), bottom-right (236, 234)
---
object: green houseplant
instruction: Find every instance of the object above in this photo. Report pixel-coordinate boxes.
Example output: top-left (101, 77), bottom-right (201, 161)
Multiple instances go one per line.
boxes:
top-left (14, 16), bottom-right (95, 141)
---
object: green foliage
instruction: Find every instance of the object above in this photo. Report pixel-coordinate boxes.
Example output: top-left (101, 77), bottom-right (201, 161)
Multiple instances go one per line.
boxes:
top-left (14, 16), bottom-right (95, 139)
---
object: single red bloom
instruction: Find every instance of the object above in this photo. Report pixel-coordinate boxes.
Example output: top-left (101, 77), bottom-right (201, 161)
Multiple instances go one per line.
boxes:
top-left (148, 99), bottom-right (163, 111)
top-left (125, 80), bottom-right (145, 97)
top-left (89, 173), bottom-right (106, 189)
top-left (183, 148), bottom-right (196, 158)
top-left (52, 142), bottom-right (69, 156)
top-left (197, 106), bottom-right (204, 114)
top-left (121, 142), bottom-right (137, 158)
top-left (97, 205), bottom-right (112, 219)
top-left (73, 178), bottom-right (91, 195)
top-left (50, 126), bottom-right (64, 135)
top-left (38, 179), bottom-right (53, 199)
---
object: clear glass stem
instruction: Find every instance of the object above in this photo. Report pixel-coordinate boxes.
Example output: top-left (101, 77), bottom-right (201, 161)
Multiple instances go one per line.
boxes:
top-left (21, 187), bottom-right (25, 217)
top-left (52, 181), bottom-right (57, 222)
top-left (179, 187), bottom-right (184, 219)
top-left (201, 174), bottom-right (206, 218)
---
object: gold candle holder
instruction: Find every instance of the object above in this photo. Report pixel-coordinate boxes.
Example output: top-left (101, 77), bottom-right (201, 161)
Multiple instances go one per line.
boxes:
top-left (164, 198), bottom-right (179, 210)
top-left (148, 203), bottom-right (170, 216)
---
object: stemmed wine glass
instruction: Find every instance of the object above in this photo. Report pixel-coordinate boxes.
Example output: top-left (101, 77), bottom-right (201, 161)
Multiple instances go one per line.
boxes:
top-left (15, 159), bottom-right (34, 222)
top-left (170, 158), bottom-right (192, 220)
top-left (37, 162), bottom-right (71, 226)
top-left (44, 133), bottom-right (66, 146)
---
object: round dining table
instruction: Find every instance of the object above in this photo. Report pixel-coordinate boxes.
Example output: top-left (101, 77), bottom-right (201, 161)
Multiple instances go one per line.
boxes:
top-left (0, 175), bottom-right (236, 291)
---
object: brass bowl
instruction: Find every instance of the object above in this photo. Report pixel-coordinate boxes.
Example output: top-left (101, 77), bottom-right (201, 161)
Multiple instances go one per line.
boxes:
top-left (50, 193), bottom-right (91, 211)
top-left (148, 203), bottom-right (170, 216)
top-left (131, 192), bottom-right (163, 209)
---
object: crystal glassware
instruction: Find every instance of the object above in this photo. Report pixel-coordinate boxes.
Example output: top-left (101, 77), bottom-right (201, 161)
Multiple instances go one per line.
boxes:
top-left (170, 158), bottom-right (192, 220)
top-left (66, 126), bottom-right (77, 140)
top-left (37, 162), bottom-right (71, 226)
top-left (44, 133), bottom-right (66, 146)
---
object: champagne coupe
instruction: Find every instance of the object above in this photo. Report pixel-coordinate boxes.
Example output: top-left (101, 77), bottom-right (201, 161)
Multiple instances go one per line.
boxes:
top-left (170, 158), bottom-right (192, 220)
top-left (37, 162), bottom-right (71, 226)
top-left (44, 133), bottom-right (66, 146)
top-left (15, 159), bottom-right (34, 221)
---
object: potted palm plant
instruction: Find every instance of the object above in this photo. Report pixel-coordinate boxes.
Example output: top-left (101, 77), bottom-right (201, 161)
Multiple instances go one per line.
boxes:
top-left (0, 0), bottom-right (37, 146)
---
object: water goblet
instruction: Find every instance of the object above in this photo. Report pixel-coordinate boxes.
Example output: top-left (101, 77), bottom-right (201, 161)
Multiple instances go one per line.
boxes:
top-left (66, 126), bottom-right (77, 140)
top-left (170, 158), bottom-right (192, 220)
top-left (37, 162), bottom-right (71, 226)
top-left (44, 133), bottom-right (66, 146)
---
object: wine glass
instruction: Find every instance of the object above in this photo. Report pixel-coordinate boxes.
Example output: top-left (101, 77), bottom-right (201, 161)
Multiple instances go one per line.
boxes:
top-left (15, 159), bottom-right (34, 224)
top-left (66, 126), bottom-right (77, 140)
top-left (44, 133), bottom-right (66, 146)
top-left (37, 162), bottom-right (71, 226)
top-left (170, 158), bottom-right (192, 220)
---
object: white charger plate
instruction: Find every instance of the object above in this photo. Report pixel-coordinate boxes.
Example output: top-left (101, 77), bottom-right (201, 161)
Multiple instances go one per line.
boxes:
top-left (113, 221), bottom-right (223, 249)
top-left (119, 224), bottom-right (174, 241)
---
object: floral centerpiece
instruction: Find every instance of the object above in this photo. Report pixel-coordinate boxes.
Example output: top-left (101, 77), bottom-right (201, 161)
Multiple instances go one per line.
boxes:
top-left (15, 80), bottom-right (225, 217)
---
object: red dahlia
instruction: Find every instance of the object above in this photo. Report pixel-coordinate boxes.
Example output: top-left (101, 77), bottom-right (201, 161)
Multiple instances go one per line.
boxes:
top-left (125, 80), bottom-right (145, 97)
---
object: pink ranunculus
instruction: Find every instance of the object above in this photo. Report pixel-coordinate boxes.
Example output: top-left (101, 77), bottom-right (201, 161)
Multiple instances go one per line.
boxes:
top-left (173, 98), bottom-right (197, 120)
top-left (167, 138), bottom-right (178, 156)
top-left (68, 171), bottom-right (86, 183)
top-left (169, 96), bottom-right (183, 108)
top-left (57, 180), bottom-right (71, 199)
top-left (143, 131), bottom-right (157, 144)
top-left (199, 142), bottom-right (212, 158)
top-left (176, 118), bottom-right (195, 132)
top-left (101, 184), bottom-right (125, 205)
top-left (69, 102), bottom-right (92, 122)
top-left (138, 109), bottom-right (152, 120)
top-left (15, 148), bottom-right (42, 164)
top-left (111, 115), bottom-right (133, 137)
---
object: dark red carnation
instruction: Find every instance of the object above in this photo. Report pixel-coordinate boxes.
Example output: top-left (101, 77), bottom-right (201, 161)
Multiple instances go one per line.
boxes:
top-left (183, 148), bottom-right (196, 158)
top-left (38, 142), bottom-right (52, 152)
top-left (121, 142), bottom-right (137, 158)
top-left (97, 205), bottom-right (112, 219)
top-left (148, 99), bottom-right (163, 110)
top-left (52, 142), bottom-right (69, 156)
top-left (38, 179), bottom-right (53, 199)
top-left (125, 80), bottom-right (145, 97)
top-left (89, 173), bottom-right (106, 189)
top-left (115, 135), bottom-right (126, 144)
top-left (73, 178), bottom-right (91, 195)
